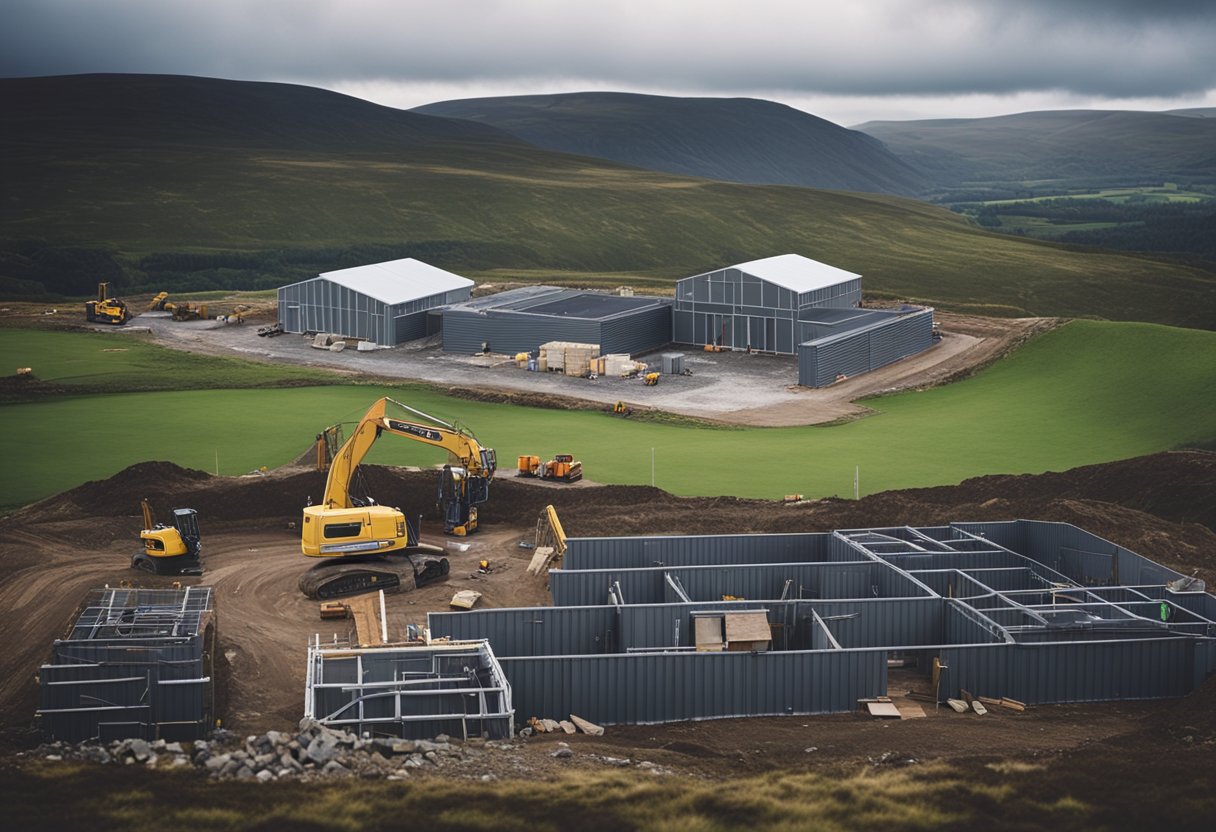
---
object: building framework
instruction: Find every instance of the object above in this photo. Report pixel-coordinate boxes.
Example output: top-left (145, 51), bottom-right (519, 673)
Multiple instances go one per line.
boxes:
top-left (427, 521), bottom-right (1216, 727)
top-left (38, 587), bottom-right (215, 743)
top-left (304, 638), bottom-right (514, 740)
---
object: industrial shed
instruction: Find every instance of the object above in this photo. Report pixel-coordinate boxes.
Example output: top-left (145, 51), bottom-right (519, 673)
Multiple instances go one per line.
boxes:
top-left (277, 258), bottom-right (473, 346)
top-left (673, 253), bottom-right (862, 353)
top-left (797, 306), bottom-right (936, 387)
top-left (428, 522), bottom-right (1216, 728)
top-left (440, 286), bottom-right (672, 356)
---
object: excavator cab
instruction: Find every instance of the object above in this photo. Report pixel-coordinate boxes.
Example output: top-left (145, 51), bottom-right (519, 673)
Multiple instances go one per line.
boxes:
top-left (132, 500), bottom-right (202, 576)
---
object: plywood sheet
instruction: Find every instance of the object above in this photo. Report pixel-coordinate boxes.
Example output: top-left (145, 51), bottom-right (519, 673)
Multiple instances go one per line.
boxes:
top-left (724, 611), bottom-right (772, 644)
top-left (694, 616), bottom-right (724, 651)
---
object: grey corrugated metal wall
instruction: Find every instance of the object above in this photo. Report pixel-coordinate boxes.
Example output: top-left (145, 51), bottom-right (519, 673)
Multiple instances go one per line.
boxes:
top-left (441, 303), bottom-right (672, 356)
top-left (499, 648), bottom-right (886, 725)
top-left (549, 561), bottom-right (929, 607)
top-left (430, 597), bottom-right (944, 654)
top-left (277, 279), bottom-right (469, 345)
top-left (564, 533), bottom-right (834, 571)
top-left (797, 309), bottom-right (934, 387)
top-left (441, 310), bottom-right (601, 355)
top-left (39, 637), bottom-right (210, 743)
top-left (938, 638), bottom-right (1198, 704)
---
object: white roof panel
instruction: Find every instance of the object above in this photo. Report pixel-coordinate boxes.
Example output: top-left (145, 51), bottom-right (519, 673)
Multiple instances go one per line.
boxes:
top-left (729, 254), bottom-right (860, 293)
top-left (319, 258), bottom-right (473, 306)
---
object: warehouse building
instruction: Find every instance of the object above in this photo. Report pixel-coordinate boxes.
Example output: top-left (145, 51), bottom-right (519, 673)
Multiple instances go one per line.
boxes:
top-left (277, 258), bottom-right (473, 346)
top-left (428, 521), bottom-right (1216, 728)
top-left (797, 306), bottom-right (936, 387)
top-left (440, 285), bottom-right (672, 356)
top-left (673, 253), bottom-right (862, 353)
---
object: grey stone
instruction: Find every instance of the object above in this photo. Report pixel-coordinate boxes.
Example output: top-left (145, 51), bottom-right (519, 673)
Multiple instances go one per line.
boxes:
top-left (256, 769), bottom-right (275, 783)
top-left (306, 732), bottom-right (340, 765)
top-left (254, 752), bottom-right (276, 767)
top-left (232, 750), bottom-right (249, 762)
top-left (322, 760), bottom-right (350, 776)
top-left (172, 755), bottom-right (190, 767)
top-left (194, 740), bottom-right (210, 752)
top-left (129, 739), bottom-right (151, 762)
top-left (602, 756), bottom-right (631, 767)
top-left (520, 727), bottom-right (534, 737)
top-left (403, 756), bottom-right (423, 768)
top-left (205, 753), bottom-right (230, 771)
top-left (151, 739), bottom-right (167, 751)
top-left (235, 765), bottom-right (254, 780)
top-left (144, 754), bottom-right (159, 767)
top-left (44, 754), bottom-right (62, 761)
top-left (434, 733), bottom-right (451, 744)
top-left (423, 751), bottom-right (438, 763)
top-left (552, 748), bottom-right (573, 759)
top-left (266, 730), bottom-right (286, 748)
top-left (164, 742), bottom-right (183, 754)
top-left (219, 758), bottom-right (242, 777)
top-left (280, 751), bottom-right (303, 772)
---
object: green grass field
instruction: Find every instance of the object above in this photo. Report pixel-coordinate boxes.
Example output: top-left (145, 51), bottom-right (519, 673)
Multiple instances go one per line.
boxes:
top-left (0, 329), bottom-right (335, 400)
top-left (2, 322), bottom-right (1212, 511)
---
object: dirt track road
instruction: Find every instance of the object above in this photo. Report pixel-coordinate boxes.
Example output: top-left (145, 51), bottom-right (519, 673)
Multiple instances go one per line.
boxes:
top-left (0, 520), bottom-right (546, 740)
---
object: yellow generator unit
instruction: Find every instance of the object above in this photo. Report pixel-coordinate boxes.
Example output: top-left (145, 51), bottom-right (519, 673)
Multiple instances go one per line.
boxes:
top-left (517, 454), bottom-right (542, 477)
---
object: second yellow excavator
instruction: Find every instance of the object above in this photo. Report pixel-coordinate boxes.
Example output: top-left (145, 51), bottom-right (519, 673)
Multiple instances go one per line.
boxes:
top-left (298, 397), bottom-right (497, 599)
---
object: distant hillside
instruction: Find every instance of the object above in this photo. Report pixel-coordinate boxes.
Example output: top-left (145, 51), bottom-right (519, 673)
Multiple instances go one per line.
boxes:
top-left (2, 73), bottom-right (528, 153)
top-left (415, 92), bottom-right (929, 195)
top-left (2, 75), bottom-right (1213, 330)
top-left (855, 109), bottom-right (1216, 187)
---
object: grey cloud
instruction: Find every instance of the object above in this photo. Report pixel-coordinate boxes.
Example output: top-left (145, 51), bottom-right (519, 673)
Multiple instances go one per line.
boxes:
top-left (1, 0), bottom-right (1213, 99)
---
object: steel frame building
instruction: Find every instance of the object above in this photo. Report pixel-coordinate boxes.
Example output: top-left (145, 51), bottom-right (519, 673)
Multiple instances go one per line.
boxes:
top-left (277, 258), bottom-right (474, 346)
top-left (797, 306), bottom-right (935, 387)
top-left (673, 254), bottom-right (863, 354)
top-left (38, 587), bottom-right (215, 743)
top-left (439, 285), bottom-right (673, 356)
top-left (427, 521), bottom-right (1216, 727)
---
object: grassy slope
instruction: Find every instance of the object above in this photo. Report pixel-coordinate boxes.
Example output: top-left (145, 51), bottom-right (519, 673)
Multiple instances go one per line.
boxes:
top-left (2, 322), bottom-right (1212, 510)
top-left (2, 76), bottom-right (1213, 328)
top-left (414, 91), bottom-right (929, 195)
top-left (856, 109), bottom-right (1216, 186)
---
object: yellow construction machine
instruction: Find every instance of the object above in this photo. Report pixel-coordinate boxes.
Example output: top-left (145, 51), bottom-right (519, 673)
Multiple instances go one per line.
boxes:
top-left (298, 397), bottom-right (497, 599)
top-left (132, 498), bottom-right (202, 576)
top-left (146, 291), bottom-right (209, 321)
top-left (643, 371), bottom-right (661, 386)
top-left (517, 453), bottom-right (583, 483)
top-left (85, 282), bottom-right (129, 325)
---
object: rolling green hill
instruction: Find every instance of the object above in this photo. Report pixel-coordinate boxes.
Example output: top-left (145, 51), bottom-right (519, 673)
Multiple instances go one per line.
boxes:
top-left (2, 75), bottom-right (1214, 328)
top-left (855, 109), bottom-right (1216, 188)
top-left (414, 92), bottom-right (929, 195)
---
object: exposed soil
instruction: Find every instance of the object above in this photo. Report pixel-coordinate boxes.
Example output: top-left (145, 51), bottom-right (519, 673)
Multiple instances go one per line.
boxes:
top-left (2, 450), bottom-right (1214, 754)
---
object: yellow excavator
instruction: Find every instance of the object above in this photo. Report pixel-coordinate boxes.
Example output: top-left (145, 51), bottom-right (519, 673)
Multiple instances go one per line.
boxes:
top-left (132, 498), bottom-right (202, 576)
top-left (85, 282), bottom-right (129, 325)
top-left (298, 397), bottom-right (497, 600)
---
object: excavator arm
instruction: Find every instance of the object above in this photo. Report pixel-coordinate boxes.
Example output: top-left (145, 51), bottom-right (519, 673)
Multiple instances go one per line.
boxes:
top-left (319, 398), bottom-right (496, 510)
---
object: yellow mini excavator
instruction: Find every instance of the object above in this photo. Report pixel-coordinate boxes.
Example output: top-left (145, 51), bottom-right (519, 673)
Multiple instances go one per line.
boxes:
top-left (132, 498), bottom-right (202, 576)
top-left (298, 397), bottom-right (497, 600)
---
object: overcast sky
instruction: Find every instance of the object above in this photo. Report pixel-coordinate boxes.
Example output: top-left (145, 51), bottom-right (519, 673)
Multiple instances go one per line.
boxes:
top-left (3, 0), bottom-right (1215, 124)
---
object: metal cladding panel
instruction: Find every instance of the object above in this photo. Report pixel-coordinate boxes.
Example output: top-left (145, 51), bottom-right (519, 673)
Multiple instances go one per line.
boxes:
top-left (393, 311), bottom-right (428, 343)
top-left (799, 333), bottom-right (870, 387)
top-left (499, 649), bottom-right (886, 725)
top-left (440, 310), bottom-right (600, 355)
top-left (877, 550), bottom-right (1028, 571)
top-left (944, 603), bottom-right (1006, 645)
top-left (428, 606), bottom-right (619, 656)
top-left (564, 533), bottom-right (833, 571)
top-left (551, 563), bottom-right (873, 607)
top-left (599, 304), bottom-right (673, 355)
top-left (938, 638), bottom-right (1198, 704)
top-left (868, 309), bottom-right (934, 368)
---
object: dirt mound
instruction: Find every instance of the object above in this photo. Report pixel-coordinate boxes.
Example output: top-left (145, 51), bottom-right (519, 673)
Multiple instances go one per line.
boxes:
top-left (8, 451), bottom-right (1214, 579)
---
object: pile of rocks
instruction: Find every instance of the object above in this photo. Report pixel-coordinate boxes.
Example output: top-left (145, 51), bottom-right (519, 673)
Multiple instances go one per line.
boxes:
top-left (27, 720), bottom-right (510, 782)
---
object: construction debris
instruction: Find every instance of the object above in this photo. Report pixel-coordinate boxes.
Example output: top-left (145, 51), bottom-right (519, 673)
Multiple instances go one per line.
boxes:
top-left (569, 714), bottom-right (604, 736)
top-left (971, 700), bottom-right (988, 716)
top-left (866, 702), bottom-right (903, 719)
top-left (558, 720), bottom-right (576, 734)
top-left (946, 699), bottom-right (969, 713)
top-left (319, 602), bottom-right (347, 620)
top-left (1000, 698), bottom-right (1027, 712)
top-left (449, 590), bottom-right (482, 610)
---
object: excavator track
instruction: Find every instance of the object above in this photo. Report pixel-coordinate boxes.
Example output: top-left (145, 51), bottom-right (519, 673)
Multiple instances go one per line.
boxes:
top-left (298, 546), bottom-right (449, 601)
